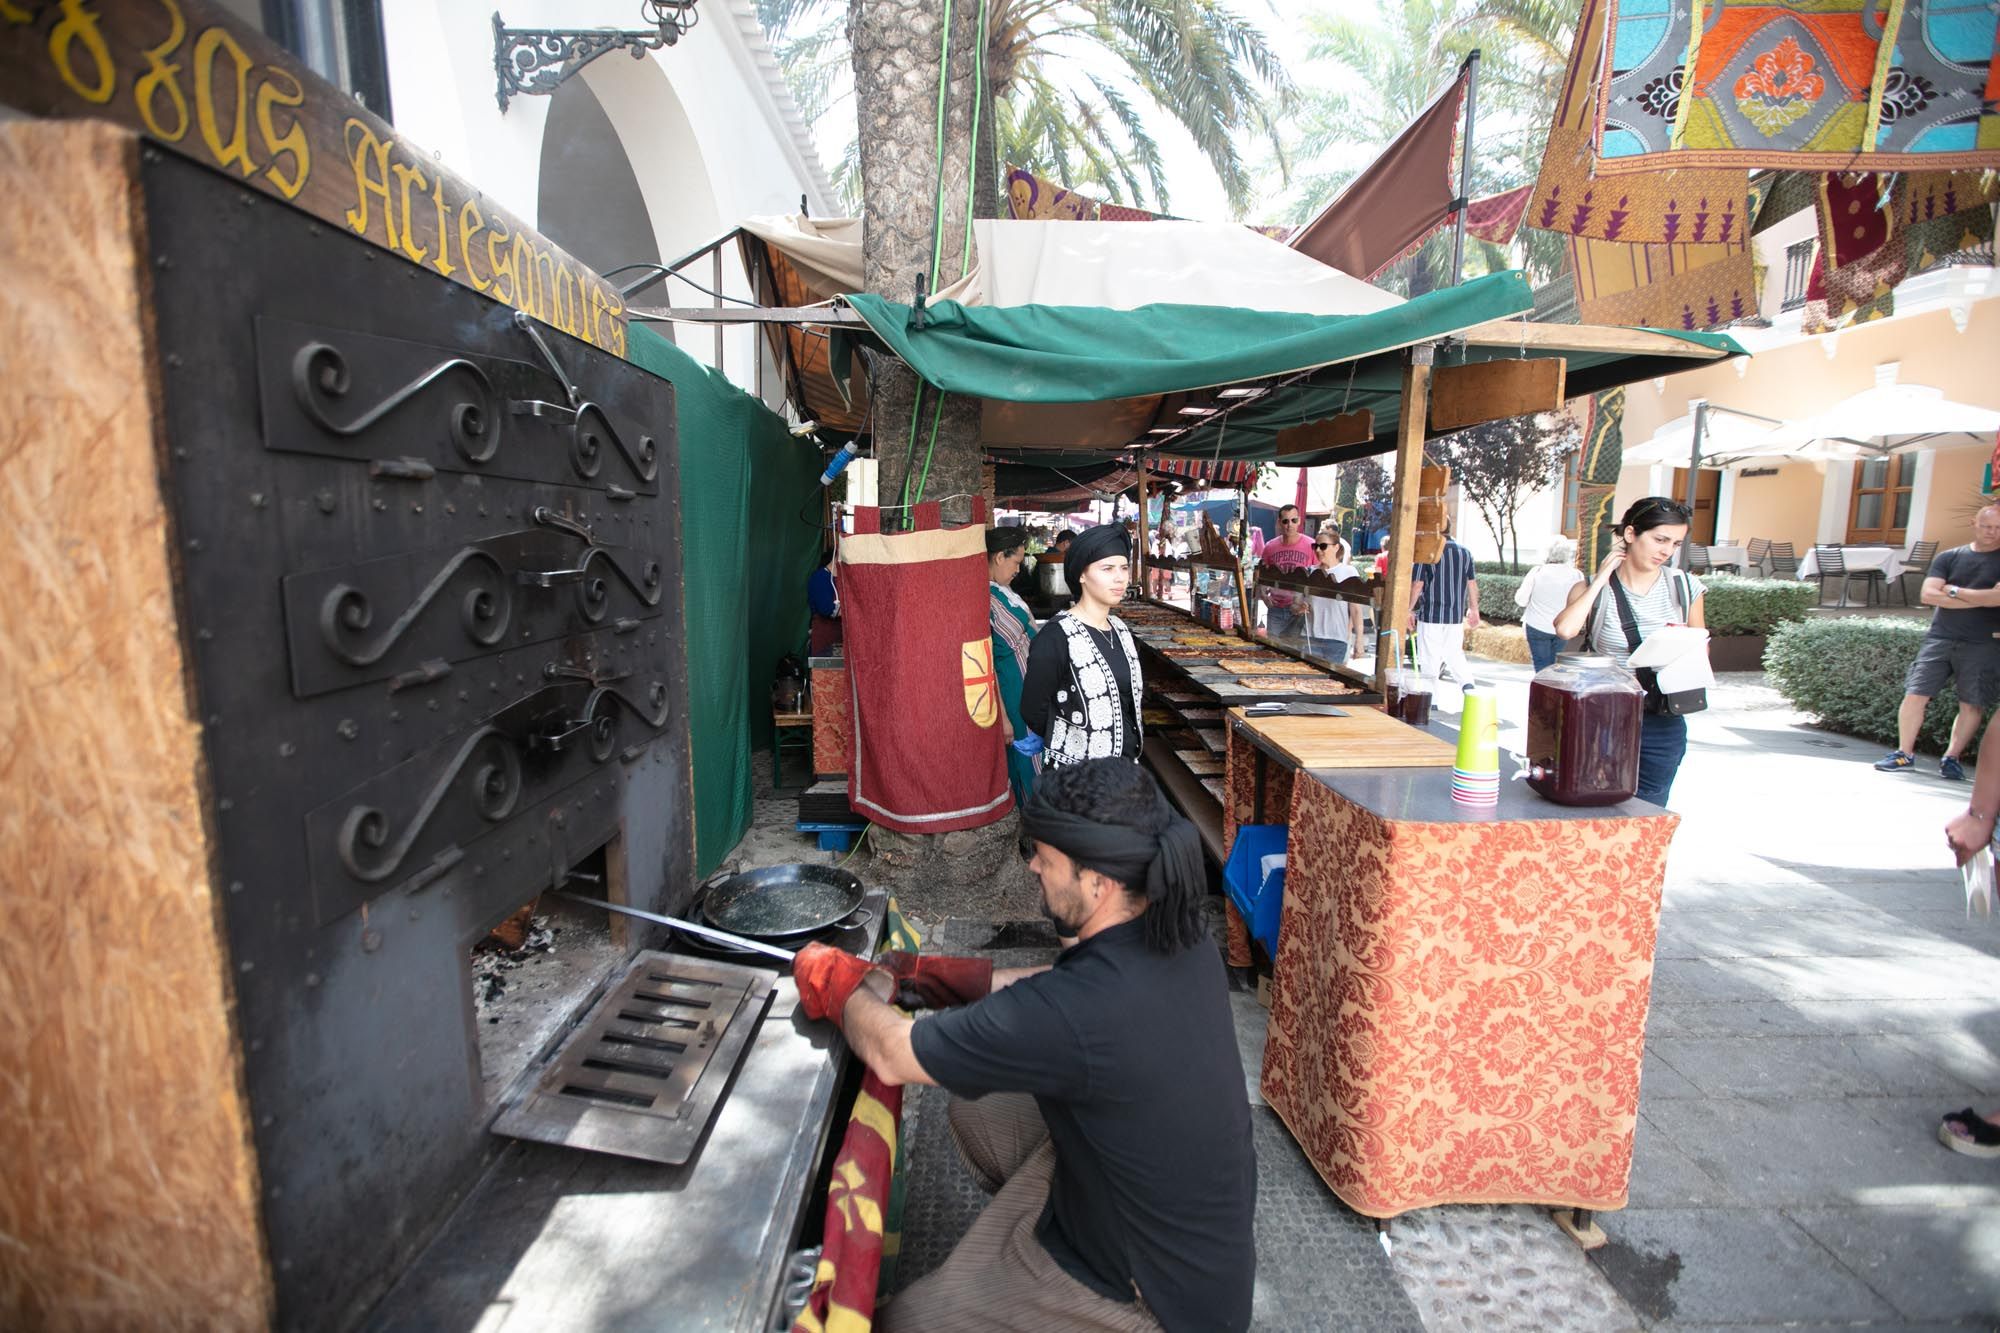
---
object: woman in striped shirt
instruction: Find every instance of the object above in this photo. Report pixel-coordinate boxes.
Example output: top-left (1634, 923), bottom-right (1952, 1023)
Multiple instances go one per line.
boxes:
top-left (1553, 496), bottom-right (1706, 807)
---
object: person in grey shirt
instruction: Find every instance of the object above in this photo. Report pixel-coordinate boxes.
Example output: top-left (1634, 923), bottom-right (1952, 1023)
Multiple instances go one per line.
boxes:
top-left (1875, 505), bottom-right (2000, 779)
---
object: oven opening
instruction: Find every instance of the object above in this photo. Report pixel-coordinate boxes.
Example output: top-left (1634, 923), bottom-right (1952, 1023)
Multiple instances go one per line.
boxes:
top-left (472, 838), bottom-right (632, 1110)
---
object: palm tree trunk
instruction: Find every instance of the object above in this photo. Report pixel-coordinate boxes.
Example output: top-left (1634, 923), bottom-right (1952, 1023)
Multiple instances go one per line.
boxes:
top-left (850, 0), bottom-right (998, 526)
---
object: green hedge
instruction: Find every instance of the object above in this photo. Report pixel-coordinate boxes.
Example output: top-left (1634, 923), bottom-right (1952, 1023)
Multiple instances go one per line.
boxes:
top-left (1765, 618), bottom-right (1979, 753)
top-left (1480, 573), bottom-right (1524, 623)
top-left (1475, 559), bottom-right (1526, 576)
top-left (1697, 574), bottom-right (1817, 637)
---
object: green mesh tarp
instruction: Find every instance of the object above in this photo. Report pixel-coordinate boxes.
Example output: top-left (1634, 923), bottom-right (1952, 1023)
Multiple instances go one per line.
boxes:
top-left (626, 324), bottom-right (823, 876)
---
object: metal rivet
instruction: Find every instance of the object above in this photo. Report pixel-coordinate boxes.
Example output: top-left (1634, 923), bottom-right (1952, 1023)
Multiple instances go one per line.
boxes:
top-left (316, 490), bottom-right (337, 514)
top-left (472, 865), bottom-right (484, 877)
top-left (173, 447), bottom-right (190, 459)
top-left (259, 1115), bottom-right (274, 1128)
top-left (361, 928), bottom-right (383, 952)
top-left (389, 709), bottom-right (402, 721)
top-left (308, 224), bottom-right (320, 236)
top-left (250, 492), bottom-right (267, 509)
top-left (196, 627), bottom-right (213, 640)
top-left (218, 797), bottom-right (234, 811)
top-left (553, 810), bottom-right (567, 829)
top-left (502, 850), bottom-right (513, 861)
top-left (267, 1184), bottom-right (281, 1198)
top-left (239, 960), bottom-right (254, 973)
top-left (478, 504), bottom-right (489, 516)
top-left (165, 353), bottom-right (183, 369)
top-left (457, 690), bottom-right (469, 702)
top-left (304, 972), bottom-right (320, 988)
top-left (228, 880), bottom-right (244, 894)
top-left (249, 1038), bottom-right (264, 1052)
top-left (186, 538), bottom-right (203, 552)
top-left (364, 251), bottom-right (375, 261)
top-left (372, 498), bottom-right (387, 511)
top-left (240, 193), bottom-right (254, 207)
top-left (279, 1259), bottom-right (293, 1273)
top-left (446, 503), bottom-right (457, 515)
top-left (441, 885), bottom-right (454, 898)
top-left (155, 255), bottom-right (172, 268)
top-left (336, 719), bottom-right (358, 740)
top-left (409, 906), bottom-right (421, 921)
top-left (278, 741), bottom-right (296, 758)
top-left (412, 502), bottom-right (424, 513)
top-left (426, 699), bottom-right (439, 711)
top-left (207, 714), bottom-right (222, 726)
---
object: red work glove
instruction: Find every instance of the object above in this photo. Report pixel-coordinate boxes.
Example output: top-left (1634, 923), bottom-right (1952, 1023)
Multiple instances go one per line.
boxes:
top-left (793, 942), bottom-right (888, 1029)
top-left (877, 951), bottom-right (993, 1010)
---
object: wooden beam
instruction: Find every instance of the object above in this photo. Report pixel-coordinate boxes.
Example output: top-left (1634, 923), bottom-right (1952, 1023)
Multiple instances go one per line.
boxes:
top-left (0, 0), bottom-right (631, 354)
top-left (626, 305), bottom-right (868, 324)
top-left (1458, 318), bottom-right (1735, 359)
top-left (1379, 347), bottom-right (1434, 692)
top-left (1429, 358), bottom-right (1566, 433)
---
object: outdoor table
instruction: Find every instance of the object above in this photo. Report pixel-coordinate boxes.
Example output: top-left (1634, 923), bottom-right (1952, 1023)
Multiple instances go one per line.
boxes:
top-left (1705, 543), bottom-right (1749, 572)
top-left (1795, 545), bottom-right (1907, 583)
top-left (1258, 767), bottom-right (1678, 1219)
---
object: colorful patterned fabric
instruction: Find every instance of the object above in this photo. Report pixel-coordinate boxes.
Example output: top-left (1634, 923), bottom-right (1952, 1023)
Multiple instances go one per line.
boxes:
top-left (1259, 773), bottom-right (1678, 1217)
top-left (1802, 170), bottom-right (1998, 329)
top-left (1571, 232), bottom-right (1757, 330)
top-left (1529, 0), bottom-right (1749, 243)
top-left (812, 664), bottom-right (849, 775)
top-left (1006, 167), bottom-right (1099, 221)
top-left (1593, 0), bottom-right (2000, 174)
top-left (1375, 184), bottom-right (1538, 276)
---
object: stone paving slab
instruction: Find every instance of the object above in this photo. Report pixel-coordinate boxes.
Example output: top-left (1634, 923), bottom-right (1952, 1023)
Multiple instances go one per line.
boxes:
top-left (1590, 1208), bottom-right (1901, 1326)
top-left (1646, 1033), bottom-right (1982, 1100)
top-left (1785, 1205), bottom-right (2000, 1323)
top-left (1627, 1114), bottom-right (1744, 1208)
top-left (1647, 996), bottom-right (2000, 1040)
top-left (1655, 910), bottom-right (2000, 960)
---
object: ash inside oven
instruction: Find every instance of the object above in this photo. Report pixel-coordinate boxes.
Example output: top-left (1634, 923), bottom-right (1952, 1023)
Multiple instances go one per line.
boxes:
top-left (471, 846), bottom-right (631, 1109)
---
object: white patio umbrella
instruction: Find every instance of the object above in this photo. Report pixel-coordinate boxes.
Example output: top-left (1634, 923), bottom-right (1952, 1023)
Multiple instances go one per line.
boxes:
top-left (1621, 402), bottom-right (1787, 466)
top-left (1747, 383), bottom-right (2000, 456)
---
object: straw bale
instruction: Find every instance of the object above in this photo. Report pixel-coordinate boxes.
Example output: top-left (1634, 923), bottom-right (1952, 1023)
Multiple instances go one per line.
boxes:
top-left (0, 122), bottom-right (271, 1330)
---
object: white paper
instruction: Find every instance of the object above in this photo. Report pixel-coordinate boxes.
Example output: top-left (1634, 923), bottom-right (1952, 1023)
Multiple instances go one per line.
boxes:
top-left (1259, 853), bottom-right (1287, 894)
top-left (1628, 624), bottom-right (1709, 669)
top-left (1653, 647), bottom-right (1716, 695)
top-left (1966, 846), bottom-right (1996, 919)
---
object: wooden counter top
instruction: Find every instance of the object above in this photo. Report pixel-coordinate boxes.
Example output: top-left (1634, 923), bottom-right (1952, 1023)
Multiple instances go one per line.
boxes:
top-left (1228, 706), bottom-right (1455, 769)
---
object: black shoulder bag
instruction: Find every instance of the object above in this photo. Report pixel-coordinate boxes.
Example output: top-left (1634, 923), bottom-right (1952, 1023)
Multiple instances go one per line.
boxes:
top-left (1605, 572), bottom-right (1708, 716)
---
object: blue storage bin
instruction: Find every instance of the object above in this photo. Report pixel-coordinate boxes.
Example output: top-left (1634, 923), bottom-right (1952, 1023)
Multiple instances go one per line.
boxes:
top-left (1222, 824), bottom-right (1287, 958)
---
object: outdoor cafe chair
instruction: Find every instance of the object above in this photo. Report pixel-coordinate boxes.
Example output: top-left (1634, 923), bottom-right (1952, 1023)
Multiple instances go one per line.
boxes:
top-left (1897, 540), bottom-right (1938, 605)
top-left (1686, 544), bottom-right (1713, 574)
top-left (1815, 544), bottom-right (1884, 607)
top-left (1746, 537), bottom-right (1771, 578)
top-left (1769, 541), bottom-right (1800, 581)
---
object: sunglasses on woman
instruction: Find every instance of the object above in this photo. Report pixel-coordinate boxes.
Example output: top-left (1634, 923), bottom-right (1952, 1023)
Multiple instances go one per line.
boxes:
top-left (1314, 542), bottom-right (1333, 550)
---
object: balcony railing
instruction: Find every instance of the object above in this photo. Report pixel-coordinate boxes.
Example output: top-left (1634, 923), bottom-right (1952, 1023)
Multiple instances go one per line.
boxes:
top-left (1780, 238), bottom-right (1815, 311)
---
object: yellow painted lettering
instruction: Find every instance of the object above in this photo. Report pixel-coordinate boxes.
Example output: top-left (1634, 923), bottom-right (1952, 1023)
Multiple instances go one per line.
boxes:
top-left (133, 0), bottom-right (189, 140)
top-left (512, 232), bottom-right (541, 317)
top-left (343, 118), bottom-right (397, 248)
top-left (555, 265), bottom-right (581, 335)
top-left (48, 0), bottom-right (115, 104)
top-left (428, 175), bottom-right (456, 278)
top-left (1, 1), bottom-right (33, 24)
top-left (486, 218), bottom-right (514, 304)
top-left (255, 68), bottom-right (309, 199)
top-left (193, 25), bottom-right (255, 175)
top-left (458, 198), bottom-right (489, 291)
top-left (533, 245), bottom-right (557, 323)
top-left (390, 160), bottom-right (430, 265)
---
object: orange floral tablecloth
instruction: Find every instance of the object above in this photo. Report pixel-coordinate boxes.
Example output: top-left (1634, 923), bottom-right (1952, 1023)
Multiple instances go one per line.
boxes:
top-left (812, 665), bottom-right (849, 775)
top-left (1260, 771), bottom-right (1677, 1217)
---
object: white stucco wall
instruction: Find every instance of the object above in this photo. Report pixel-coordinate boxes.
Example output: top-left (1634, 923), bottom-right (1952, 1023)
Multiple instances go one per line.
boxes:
top-left (379, 0), bottom-right (832, 396)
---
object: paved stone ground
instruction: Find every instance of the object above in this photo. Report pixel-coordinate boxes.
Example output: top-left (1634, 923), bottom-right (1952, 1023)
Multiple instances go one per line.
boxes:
top-left (728, 658), bottom-right (2000, 1328)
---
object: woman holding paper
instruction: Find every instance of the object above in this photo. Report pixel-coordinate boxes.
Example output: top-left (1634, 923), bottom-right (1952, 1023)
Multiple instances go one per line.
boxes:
top-left (1553, 497), bottom-right (1707, 807)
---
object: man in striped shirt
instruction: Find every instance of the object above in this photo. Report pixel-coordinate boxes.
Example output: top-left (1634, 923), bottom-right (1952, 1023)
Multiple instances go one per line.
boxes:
top-left (1408, 520), bottom-right (1480, 698)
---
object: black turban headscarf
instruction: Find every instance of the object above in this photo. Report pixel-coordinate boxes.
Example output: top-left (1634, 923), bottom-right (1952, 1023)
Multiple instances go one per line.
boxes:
top-left (1019, 760), bottom-right (1208, 955)
top-left (1063, 522), bottom-right (1130, 598)
top-left (985, 525), bottom-right (1030, 557)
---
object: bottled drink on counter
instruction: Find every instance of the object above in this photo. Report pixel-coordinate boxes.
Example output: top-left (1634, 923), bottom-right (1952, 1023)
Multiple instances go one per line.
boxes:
top-left (1524, 652), bottom-right (1645, 806)
top-left (1382, 667), bottom-right (1406, 718)
top-left (1398, 677), bottom-right (1434, 728)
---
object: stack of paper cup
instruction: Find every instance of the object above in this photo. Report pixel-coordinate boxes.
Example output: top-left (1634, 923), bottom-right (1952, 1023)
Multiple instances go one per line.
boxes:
top-left (1452, 685), bottom-right (1501, 805)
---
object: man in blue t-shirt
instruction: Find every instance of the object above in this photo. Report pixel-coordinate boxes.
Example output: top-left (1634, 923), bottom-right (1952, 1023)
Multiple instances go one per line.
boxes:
top-left (1876, 505), bottom-right (2000, 778)
top-left (793, 761), bottom-right (1257, 1332)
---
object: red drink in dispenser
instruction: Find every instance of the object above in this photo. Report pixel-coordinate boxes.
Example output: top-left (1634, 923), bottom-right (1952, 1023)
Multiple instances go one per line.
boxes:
top-left (1526, 653), bottom-right (1645, 806)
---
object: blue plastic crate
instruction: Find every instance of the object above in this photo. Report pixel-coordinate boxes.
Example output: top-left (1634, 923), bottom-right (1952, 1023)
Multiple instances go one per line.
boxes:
top-left (1222, 824), bottom-right (1287, 958)
top-left (798, 820), bottom-right (865, 853)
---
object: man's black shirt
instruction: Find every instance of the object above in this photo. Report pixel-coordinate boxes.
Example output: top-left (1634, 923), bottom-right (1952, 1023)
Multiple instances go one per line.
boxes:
top-left (910, 918), bottom-right (1256, 1332)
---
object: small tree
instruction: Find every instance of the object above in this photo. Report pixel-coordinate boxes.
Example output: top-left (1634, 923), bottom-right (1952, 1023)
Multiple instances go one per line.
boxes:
top-left (1432, 410), bottom-right (1579, 572)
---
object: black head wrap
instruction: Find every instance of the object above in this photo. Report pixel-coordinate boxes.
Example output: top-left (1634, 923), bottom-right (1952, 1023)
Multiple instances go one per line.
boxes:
top-left (1019, 759), bottom-right (1208, 954)
top-left (1063, 523), bottom-right (1130, 598)
top-left (985, 525), bottom-right (1030, 557)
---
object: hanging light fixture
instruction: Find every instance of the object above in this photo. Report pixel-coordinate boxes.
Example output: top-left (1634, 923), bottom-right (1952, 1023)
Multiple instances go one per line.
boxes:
top-left (493, 2), bottom-right (701, 112)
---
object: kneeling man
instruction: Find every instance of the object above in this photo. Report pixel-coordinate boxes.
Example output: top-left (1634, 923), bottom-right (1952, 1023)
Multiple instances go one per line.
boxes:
top-left (794, 759), bottom-right (1257, 1332)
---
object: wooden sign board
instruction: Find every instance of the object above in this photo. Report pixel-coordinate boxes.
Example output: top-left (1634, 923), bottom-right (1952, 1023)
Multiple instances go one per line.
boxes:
top-left (1414, 463), bottom-right (1450, 565)
top-left (0, 0), bottom-right (628, 355)
top-left (1428, 358), bottom-right (1566, 433)
top-left (1275, 409), bottom-right (1374, 457)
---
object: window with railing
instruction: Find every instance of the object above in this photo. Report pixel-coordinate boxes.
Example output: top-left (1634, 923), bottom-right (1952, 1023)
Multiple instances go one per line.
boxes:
top-left (1780, 238), bottom-right (1816, 311)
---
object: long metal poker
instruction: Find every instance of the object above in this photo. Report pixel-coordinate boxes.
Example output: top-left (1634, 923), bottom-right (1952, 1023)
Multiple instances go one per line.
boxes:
top-left (550, 890), bottom-right (797, 963)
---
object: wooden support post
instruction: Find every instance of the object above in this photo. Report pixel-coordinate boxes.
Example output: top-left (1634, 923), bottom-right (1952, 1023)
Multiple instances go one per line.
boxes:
top-left (1233, 527), bottom-right (1254, 641)
top-left (1136, 454), bottom-right (1151, 596)
top-left (1379, 345), bottom-right (1435, 692)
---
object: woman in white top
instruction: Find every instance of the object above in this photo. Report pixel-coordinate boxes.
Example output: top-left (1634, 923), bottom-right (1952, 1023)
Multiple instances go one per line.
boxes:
top-left (1553, 496), bottom-right (1706, 807)
top-left (1514, 538), bottom-right (1587, 671)
top-left (1304, 534), bottom-right (1364, 665)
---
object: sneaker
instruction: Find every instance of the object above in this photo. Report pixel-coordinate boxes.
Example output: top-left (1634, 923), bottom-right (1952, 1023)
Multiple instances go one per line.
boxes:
top-left (1942, 756), bottom-right (1967, 781)
top-left (1875, 750), bottom-right (1915, 772)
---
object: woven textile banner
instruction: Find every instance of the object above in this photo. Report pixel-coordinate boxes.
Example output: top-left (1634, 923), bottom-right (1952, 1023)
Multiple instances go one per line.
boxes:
top-left (1593, 0), bottom-right (2000, 175)
top-left (790, 1073), bottom-right (904, 1333)
top-left (1572, 233), bottom-right (1756, 329)
top-left (841, 500), bottom-right (1012, 834)
top-left (1529, 0), bottom-right (1748, 243)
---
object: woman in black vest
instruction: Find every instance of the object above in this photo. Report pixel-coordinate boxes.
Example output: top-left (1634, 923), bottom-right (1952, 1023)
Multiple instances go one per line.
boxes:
top-left (1020, 524), bottom-right (1143, 768)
